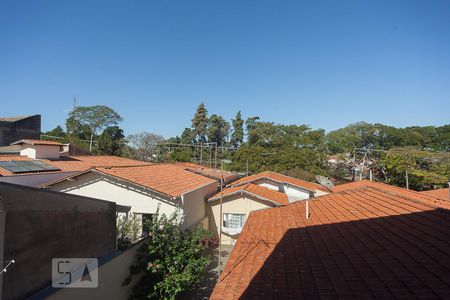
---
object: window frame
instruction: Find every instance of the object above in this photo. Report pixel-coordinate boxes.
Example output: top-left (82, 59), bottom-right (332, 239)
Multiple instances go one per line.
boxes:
top-left (223, 213), bottom-right (246, 229)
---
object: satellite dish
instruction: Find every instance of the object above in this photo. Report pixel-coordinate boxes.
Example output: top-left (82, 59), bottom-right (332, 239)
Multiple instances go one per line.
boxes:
top-left (316, 175), bottom-right (335, 188)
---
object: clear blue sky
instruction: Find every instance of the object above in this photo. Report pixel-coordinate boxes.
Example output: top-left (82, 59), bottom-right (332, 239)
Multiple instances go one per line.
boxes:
top-left (1, 0), bottom-right (449, 137)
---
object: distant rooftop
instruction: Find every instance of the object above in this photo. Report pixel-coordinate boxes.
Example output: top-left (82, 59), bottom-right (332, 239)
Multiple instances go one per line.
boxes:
top-left (0, 115), bottom-right (33, 122)
top-left (11, 139), bottom-right (63, 146)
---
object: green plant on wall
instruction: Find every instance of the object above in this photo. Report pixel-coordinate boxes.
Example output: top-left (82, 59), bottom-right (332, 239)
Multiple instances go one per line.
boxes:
top-left (123, 210), bottom-right (214, 299)
top-left (116, 214), bottom-right (142, 251)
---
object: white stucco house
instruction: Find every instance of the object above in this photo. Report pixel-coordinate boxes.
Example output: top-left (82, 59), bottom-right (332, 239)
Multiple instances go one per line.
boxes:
top-left (207, 171), bottom-right (331, 244)
top-left (229, 171), bottom-right (330, 202)
top-left (11, 139), bottom-right (63, 159)
top-left (43, 164), bottom-right (219, 231)
top-left (208, 183), bottom-right (289, 244)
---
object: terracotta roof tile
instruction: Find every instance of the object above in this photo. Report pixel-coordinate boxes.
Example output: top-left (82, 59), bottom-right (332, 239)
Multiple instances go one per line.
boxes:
top-left (11, 139), bottom-right (63, 146)
top-left (332, 180), bottom-right (450, 209)
top-left (209, 183), bottom-right (289, 206)
top-left (0, 155), bottom-right (150, 176)
top-left (95, 164), bottom-right (217, 197)
top-left (231, 171), bottom-right (329, 192)
top-left (420, 188), bottom-right (449, 200)
top-left (211, 183), bottom-right (450, 299)
top-left (172, 162), bottom-right (238, 183)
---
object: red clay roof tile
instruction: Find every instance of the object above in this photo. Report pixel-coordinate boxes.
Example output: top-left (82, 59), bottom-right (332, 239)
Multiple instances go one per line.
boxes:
top-left (209, 183), bottom-right (289, 206)
top-left (211, 182), bottom-right (450, 299)
top-left (0, 155), bottom-right (150, 176)
top-left (95, 164), bottom-right (217, 197)
top-left (420, 188), bottom-right (449, 200)
top-left (231, 171), bottom-right (329, 192)
top-left (11, 139), bottom-right (63, 146)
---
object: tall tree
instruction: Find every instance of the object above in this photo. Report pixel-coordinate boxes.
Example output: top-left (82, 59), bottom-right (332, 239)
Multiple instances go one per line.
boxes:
top-left (180, 128), bottom-right (196, 144)
top-left (127, 132), bottom-right (165, 162)
top-left (98, 126), bottom-right (125, 155)
top-left (245, 116), bottom-right (260, 145)
top-left (230, 111), bottom-right (244, 148)
top-left (68, 105), bottom-right (123, 151)
top-left (207, 114), bottom-right (229, 146)
top-left (191, 103), bottom-right (208, 143)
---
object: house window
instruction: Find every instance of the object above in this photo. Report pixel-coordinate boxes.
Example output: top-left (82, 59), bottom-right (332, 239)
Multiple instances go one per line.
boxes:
top-left (142, 213), bottom-right (157, 236)
top-left (223, 213), bottom-right (245, 229)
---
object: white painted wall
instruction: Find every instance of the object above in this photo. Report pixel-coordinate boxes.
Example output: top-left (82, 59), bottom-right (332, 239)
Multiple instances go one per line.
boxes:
top-left (50, 172), bottom-right (179, 220)
top-left (181, 182), bottom-right (217, 230)
top-left (208, 193), bottom-right (274, 245)
top-left (20, 145), bottom-right (60, 159)
top-left (49, 172), bottom-right (217, 230)
top-left (249, 178), bottom-right (327, 202)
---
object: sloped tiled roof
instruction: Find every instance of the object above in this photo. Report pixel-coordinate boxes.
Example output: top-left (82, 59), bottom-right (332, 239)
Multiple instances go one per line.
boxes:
top-left (209, 183), bottom-right (289, 206)
top-left (420, 188), bottom-right (449, 200)
top-left (0, 155), bottom-right (34, 176)
top-left (11, 139), bottom-right (63, 146)
top-left (172, 162), bottom-right (238, 183)
top-left (95, 164), bottom-right (217, 197)
top-left (230, 171), bottom-right (329, 193)
top-left (0, 155), bottom-right (150, 176)
top-left (332, 180), bottom-right (450, 209)
top-left (211, 183), bottom-right (450, 299)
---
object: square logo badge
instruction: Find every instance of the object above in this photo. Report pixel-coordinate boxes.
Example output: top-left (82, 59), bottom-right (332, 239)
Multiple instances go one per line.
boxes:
top-left (52, 258), bottom-right (98, 288)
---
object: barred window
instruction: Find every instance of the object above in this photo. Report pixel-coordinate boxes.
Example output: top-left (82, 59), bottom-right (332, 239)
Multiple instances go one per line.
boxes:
top-left (223, 213), bottom-right (245, 229)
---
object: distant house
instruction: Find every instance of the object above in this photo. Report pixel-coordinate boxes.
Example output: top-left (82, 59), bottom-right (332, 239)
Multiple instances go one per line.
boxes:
top-left (43, 164), bottom-right (219, 231)
top-left (211, 180), bottom-right (450, 299)
top-left (0, 115), bottom-right (41, 146)
top-left (208, 183), bottom-right (289, 244)
top-left (229, 171), bottom-right (330, 202)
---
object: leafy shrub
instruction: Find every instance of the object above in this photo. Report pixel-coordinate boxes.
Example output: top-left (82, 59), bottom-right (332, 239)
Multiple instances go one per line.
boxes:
top-left (123, 211), bottom-right (213, 299)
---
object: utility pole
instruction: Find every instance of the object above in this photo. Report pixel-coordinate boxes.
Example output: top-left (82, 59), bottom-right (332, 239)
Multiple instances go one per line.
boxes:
top-left (218, 173), bottom-right (224, 276)
top-left (200, 142), bottom-right (203, 165)
top-left (405, 170), bottom-right (409, 190)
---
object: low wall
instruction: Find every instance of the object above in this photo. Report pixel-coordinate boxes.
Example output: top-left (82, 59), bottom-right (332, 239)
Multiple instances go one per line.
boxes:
top-left (0, 182), bottom-right (116, 300)
top-left (46, 241), bottom-right (143, 300)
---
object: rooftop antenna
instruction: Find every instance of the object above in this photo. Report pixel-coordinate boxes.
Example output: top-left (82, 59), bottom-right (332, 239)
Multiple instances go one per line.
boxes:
top-left (316, 175), bottom-right (334, 188)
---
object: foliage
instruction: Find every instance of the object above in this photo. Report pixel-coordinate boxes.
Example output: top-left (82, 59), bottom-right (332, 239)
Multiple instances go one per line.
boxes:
top-left (116, 214), bottom-right (142, 251)
top-left (230, 111), bottom-right (244, 149)
top-left (124, 211), bottom-right (213, 300)
top-left (67, 105), bottom-right (123, 150)
top-left (127, 132), bottom-right (165, 162)
top-left (380, 149), bottom-right (450, 190)
top-left (207, 114), bottom-right (229, 146)
top-left (326, 122), bottom-right (450, 153)
top-left (191, 103), bottom-right (208, 143)
top-left (98, 126), bottom-right (125, 155)
top-left (231, 121), bottom-right (328, 177)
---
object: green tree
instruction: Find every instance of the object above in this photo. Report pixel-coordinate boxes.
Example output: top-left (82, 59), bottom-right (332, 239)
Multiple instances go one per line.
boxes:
top-left (97, 126), bottom-right (125, 155)
top-left (207, 114), bottom-right (229, 146)
top-left (123, 211), bottom-right (213, 300)
top-left (191, 103), bottom-right (208, 143)
top-left (245, 116), bottom-right (260, 144)
top-left (68, 105), bottom-right (123, 151)
top-left (230, 111), bottom-right (244, 149)
top-left (380, 149), bottom-right (450, 190)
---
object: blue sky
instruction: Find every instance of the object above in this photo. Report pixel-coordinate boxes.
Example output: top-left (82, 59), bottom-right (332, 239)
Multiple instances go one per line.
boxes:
top-left (1, 0), bottom-right (449, 137)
